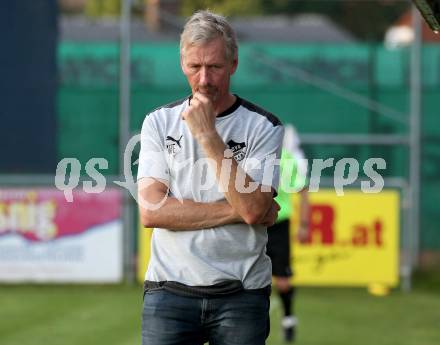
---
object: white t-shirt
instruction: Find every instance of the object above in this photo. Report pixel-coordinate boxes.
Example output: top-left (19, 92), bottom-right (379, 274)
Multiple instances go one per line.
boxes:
top-left (138, 95), bottom-right (284, 289)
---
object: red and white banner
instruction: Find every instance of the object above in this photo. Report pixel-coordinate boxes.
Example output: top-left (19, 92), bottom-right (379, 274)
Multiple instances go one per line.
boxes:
top-left (0, 188), bottom-right (123, 283)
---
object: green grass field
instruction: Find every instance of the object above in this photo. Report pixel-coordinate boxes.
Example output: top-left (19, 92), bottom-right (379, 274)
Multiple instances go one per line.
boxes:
top-left (1, 271), bottom-right (439, 345)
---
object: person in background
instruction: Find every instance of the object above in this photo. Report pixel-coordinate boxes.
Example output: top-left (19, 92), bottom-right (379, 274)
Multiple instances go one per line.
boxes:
top-left (266, 124), bottom-right (310, 342)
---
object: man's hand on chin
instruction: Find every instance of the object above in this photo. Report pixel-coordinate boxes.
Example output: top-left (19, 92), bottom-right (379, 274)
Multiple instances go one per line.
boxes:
top-left (182, 92), bottom-right (217, 139)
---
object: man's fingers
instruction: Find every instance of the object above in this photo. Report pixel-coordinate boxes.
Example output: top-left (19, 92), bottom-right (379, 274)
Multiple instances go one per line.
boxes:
top-left (261, 204), bottom-right (279, 227)
top-left (193, 92), bottom-right (211, 105)
top-left (188, 97), bottom-right (208, 116)
top-left (189, 98), bottom-right (201, 110)
top-left (182, 98), bottom-right (200, 119)
top-left (264, 219), bottom-right (276, 227)
top-left (193, 93), bottom-right (214, 114)
top-left (181, 107), bottom-right (195, 120)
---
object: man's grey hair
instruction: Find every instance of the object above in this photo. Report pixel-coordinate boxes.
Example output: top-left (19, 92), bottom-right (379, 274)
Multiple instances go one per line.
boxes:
top-left (180, 10), bottom-right (238, 62)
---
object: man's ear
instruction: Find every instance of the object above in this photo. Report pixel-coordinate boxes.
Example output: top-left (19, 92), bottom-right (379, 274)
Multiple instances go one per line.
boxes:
top-left (230, 57), bottom-right (238, 75)
top-left (180, 55), bottom-right (184, 72)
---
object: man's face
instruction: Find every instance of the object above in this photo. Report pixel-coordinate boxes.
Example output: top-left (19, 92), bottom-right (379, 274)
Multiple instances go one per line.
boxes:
top-left (181, 37), bottom-right (238, 103)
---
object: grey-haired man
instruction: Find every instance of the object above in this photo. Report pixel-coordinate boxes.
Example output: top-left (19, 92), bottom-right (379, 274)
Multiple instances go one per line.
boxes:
top-left (138, 10), bottom-right (284, 345)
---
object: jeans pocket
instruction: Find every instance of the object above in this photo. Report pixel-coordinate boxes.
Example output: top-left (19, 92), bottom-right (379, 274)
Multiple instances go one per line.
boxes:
top-left (143, 287), bottom-right (164, 301)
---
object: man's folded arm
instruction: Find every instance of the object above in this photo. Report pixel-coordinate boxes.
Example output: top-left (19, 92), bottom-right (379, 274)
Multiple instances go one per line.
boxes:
top-left (197, 132), bottom-right (280, 225)
top-left (138, 177), bottom-right (244, 230)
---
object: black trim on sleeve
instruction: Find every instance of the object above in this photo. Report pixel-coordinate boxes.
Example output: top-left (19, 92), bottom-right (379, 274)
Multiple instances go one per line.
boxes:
top-left (240, 97), bottom-right (282, 127)
top-left (150, 96), bottom-right (189, 113)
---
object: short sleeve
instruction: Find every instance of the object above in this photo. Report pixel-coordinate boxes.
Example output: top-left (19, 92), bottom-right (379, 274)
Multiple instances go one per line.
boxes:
top-left (242, 123), bottom-right (284, 193)
top-left (137, 114), bottom-right (170, 183)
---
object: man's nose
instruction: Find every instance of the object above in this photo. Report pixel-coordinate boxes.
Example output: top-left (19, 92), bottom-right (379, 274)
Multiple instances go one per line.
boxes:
top-left (199, 66), bottom-right (210, 85)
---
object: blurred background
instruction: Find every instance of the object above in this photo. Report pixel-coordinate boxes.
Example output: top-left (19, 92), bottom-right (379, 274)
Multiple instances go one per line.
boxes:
top-left (0, 1), bottom-right (439, 345)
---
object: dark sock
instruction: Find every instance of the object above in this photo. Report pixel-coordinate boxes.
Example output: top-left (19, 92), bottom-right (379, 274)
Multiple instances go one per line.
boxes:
top-left (279, 287), bottom-right (295, 317)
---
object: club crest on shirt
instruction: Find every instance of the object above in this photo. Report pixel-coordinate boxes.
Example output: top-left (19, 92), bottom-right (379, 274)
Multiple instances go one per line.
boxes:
top-left (166, 135), bottom-right (183, 155)
top-left (227, 139), bottom-right (246, 162)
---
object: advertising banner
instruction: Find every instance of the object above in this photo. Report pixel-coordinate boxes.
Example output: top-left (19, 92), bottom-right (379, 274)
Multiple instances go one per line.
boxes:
top-left (0, 188), bottom-right (123, 283)
top-left (137, 222), bottom-right (152, 283)
top-left (292, 189), bottom-right (400, 286)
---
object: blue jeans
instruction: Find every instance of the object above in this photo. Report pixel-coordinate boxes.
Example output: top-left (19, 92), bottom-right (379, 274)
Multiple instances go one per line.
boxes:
top-left (142, 289), bottom-right (270, 345)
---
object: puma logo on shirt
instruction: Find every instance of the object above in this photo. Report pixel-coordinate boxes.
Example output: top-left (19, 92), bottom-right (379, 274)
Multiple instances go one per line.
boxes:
top-left (166, 135), bottom-right (183, 155)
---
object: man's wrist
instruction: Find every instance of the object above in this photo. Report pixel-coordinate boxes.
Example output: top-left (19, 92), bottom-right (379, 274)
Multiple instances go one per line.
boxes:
top-left (224, 202), bottom-right (242, 223)
top-left (196, 131), bottom-right (226, 158)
